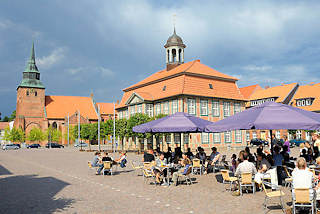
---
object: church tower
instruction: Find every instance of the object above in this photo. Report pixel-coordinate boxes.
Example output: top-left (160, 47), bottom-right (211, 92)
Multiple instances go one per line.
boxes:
top-left (164, 28), bottom-right (186, 71)
top-left (15, 43), bottom-right (46, 132)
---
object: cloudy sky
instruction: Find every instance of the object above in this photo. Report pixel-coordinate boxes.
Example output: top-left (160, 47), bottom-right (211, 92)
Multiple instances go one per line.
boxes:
top-left (1, 0), bottom-right (320, 117)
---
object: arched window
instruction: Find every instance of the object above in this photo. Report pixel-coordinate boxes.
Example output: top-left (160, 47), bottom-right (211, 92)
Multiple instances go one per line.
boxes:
top-left (35, 91), bottom-right (37, 96)
top-left (172, 49), bottom-right (176, 62)
top-left (167, 50), bottom-right (170, 62)
top-left (178, 49), bottom-right (182, 62)
top-left (26, 91), bottom-right (29, 96)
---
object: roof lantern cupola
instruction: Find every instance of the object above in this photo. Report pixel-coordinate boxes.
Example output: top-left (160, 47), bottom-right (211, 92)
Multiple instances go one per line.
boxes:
top-left (164, 27), bottom-right (186, 71)
top-left (18, 42), bottom-right (45, 89)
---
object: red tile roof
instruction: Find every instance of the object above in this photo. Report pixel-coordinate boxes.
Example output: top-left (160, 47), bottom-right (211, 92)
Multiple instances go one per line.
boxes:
top-left (240, 84), bottom-right (262, 99)
top-left (45, 96), bottom-right (98, 120)
top-left (117, 60), bottom-right (245, 109)
top-left (124, 60), bottom-right (238, 91)
top-left (97, 103), bottom-right (117, 115)
top-left (291, 83), bottom-right (320, 111)
top-left (249, 83), bottom-right (298, 102)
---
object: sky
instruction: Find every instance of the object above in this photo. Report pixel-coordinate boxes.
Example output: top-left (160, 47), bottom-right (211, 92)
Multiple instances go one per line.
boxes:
top-left (1, 0), bottom-right (320, 118)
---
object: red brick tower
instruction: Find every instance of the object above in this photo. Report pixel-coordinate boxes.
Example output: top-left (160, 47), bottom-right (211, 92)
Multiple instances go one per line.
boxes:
top-left (15, 43), bottom-right (48, 133)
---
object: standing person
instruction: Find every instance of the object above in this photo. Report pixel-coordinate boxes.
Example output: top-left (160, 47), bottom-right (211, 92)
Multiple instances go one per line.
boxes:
top-left (272, 134), bottom-right (279, 148)
top-left (231, 154), bottom-right (237, 173)
top-left (283, 135), bottom-right (290, 154)
top-left (143, 148), bottom-right (155, 163)
top-left (273, 146), bottom-right (284, 185)
top-left (314, 134), bottom-right (320, 151)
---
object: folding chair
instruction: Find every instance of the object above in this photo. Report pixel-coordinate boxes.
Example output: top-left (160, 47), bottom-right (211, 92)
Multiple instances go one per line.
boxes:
top-left (283, 166), bottom-right (293, 188)
top-left (103, 161), bottom-right (113, 175)
top-left (143, 162), bottom-right (156, 184)
top-left (192, 159), bottom-right (203, 175)
top-left (292, 188), bottom-right (316, 214)
top-left (239, 172), bottom-right (255, 195)
top-left (262, 181), bottom-right (285, 213)
top-left (221, 169), bottom-right (238, 191)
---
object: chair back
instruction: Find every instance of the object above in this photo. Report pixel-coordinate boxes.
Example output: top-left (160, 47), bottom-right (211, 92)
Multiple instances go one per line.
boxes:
top-left (143, 162), bottom-right (153, 170)
top-left (221, 169), bottom-right (230, 181)
top-left (221, 155), bottom-right (226, 162)
top-left (294, 188), bottom-right (311, 203)
top-left (104, 161), bottom-right (111, 170)
top-left (241, 173), bottom-right (252, 184)
top-left (283, 166), bottom-right (291, 177)
top-left (88, 161), bottom-right (92, 168)
top-left (143, 168), bottom-right (153, 177)
top-left (192, 159), bottom-right (201, 168)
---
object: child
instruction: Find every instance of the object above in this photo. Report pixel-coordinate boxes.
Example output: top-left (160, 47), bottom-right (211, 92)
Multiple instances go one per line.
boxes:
top-left (231, 154), bottom-right (237, 173)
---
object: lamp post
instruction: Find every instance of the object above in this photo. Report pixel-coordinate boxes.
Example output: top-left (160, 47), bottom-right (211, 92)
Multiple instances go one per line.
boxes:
top-left (113, 102), bottom-right (116, 154)
top-left (98, 105), bottom-right (101, 152)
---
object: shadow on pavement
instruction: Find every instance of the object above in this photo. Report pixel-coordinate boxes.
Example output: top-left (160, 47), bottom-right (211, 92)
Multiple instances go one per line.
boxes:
top-left (215, 174), bottom-right (224, 183)
top-left (0, 165), bottom-right (12, 176)
top-left (0, 174), bottom-right (74, 214)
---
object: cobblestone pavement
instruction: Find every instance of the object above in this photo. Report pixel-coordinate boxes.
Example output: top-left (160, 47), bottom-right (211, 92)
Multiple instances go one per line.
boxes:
top-left (0, 147), bottom-right (298, 214)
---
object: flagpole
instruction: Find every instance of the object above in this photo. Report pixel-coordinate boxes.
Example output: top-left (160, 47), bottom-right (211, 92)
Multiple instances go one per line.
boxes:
top-left (98, 104), bottom-right (101, 152)
top-left (78, 110), bottom-right (81, 150)
top-left (67, 113), bottom-right (69, 147)
top-left (113, 102), bottom-right (116, 154)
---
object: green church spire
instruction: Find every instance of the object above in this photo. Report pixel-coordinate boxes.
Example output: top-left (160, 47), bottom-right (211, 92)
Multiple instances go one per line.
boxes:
top-left (18, 42), bottom-right (45, 89)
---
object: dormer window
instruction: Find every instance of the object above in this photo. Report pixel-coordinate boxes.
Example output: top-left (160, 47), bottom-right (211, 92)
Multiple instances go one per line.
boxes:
top-left (163, 86), bottom-right (166, 91)
top-left (296, 98), bottom-right (313, 107)
top-left (209, 84), bottom-right (213, 89)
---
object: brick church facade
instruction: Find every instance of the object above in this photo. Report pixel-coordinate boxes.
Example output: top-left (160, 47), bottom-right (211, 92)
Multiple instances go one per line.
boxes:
top-left (14, 43), bottom-right (115, 145)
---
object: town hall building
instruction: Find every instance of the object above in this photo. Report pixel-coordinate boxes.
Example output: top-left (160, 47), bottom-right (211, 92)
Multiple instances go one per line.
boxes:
top-left (116, 29), bottom-right (247, 150)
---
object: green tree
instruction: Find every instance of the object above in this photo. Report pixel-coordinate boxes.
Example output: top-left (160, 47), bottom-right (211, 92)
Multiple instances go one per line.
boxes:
top-left (10, 127), bottom-right (25, 143)
top-left (27, 127), bottom-right (45, 143)
top-left (116, 118), bottom-right (127, 149)
top-left (126, 113), bottom-right (151, 139)
top-left (2, 116), bottom-right (9, 122)
top-left (64, 126), bottom-right (76, 144)
top-left (46, 127), bottom-right (62, 143)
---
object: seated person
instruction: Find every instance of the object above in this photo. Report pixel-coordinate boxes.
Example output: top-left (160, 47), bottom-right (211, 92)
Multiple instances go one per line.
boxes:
top-left (256, 153), bottom-right (271, 170)
top-left (235, 153), bottom-right (257, 177)
top-left (116, 151), bottom-right (127, 168)
top-left (206, 147), bottom-right (221, 173)
top-left (153, 152), bottom-right (168, 184)
top-left (292, 157), bottom-right (314, 200)
top-left (254, 164), bottom-right (270, 186)
top-left (245, 146), bottom-right (255, 163)
top-left (91, 152), bottom-right (104, 175)
top-left (185, 148), bottom-right (194, 160)
top-left (143, 148), bottom-right (155, 163)
top-left (172, 153), bottom-right (192, 186)
top-left (195, 147), bottom-right (206, 165)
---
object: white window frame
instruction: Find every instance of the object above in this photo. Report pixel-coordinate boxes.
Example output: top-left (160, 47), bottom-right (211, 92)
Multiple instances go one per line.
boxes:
top-left (213, 133), bottom-right (221, 143)
top-left (234, 102), bottom-right (241, 114)
top-left (155, 103), bottom-right (161, 116)
top-left (200, 99), bottom-right (208, 116)
top-left (276, 130), bottom-right (281, 139)
top-left (183, 133), bottom-right (189, 144)
top-left (301, 99), bottom-right (305, 106)
top-left (125, 110), bottom-right (129, 119)
top-left (306, 99), bottom-right (312, 106)
top-left (235, 130), bottom-right (242, 143)
top-left (296, 130), bottom-right (302, 139)
top-left (119, 111), bottom-right (123, 119)
top-left (163, 101), bottom-right (169, 114)
top-left (165, 135), bottom-right (171, 144)
top-left (201, 133), bottom-right (209, 144)
top-left (137, 104), bottom-right (142, 113)
top-left (174, 133), bottom-right (180, 144)
top-left (130, 105), bottom-right (135, 115)
top-left (188, 98), bottom-right (196, 115)
top-left (223, 102), bottom-right (230, 117)
top-left (172, 99), bottom-right (178, 114)
top-left (212, 100), bottom-right (220, 117)
top-left (246, 131), bottom-right (250, 141)
top-left (146, 104), bottom-right (153, 117)
top-left (224, 131), bottom-right (231, 143)
top-left (252, 131), bottom-right (257, 139)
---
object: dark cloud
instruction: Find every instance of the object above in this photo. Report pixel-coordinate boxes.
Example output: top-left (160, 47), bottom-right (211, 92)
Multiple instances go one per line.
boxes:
top-left (0, 0), bottom-right (320, 117)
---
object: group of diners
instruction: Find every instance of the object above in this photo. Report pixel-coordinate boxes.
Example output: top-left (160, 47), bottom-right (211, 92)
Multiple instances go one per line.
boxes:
top-left (142, 146), bottom-right (221, 186)
top-left (90, 151), bottom-right (127, 175)
top-left (228, 133), bottom-right (320, 196)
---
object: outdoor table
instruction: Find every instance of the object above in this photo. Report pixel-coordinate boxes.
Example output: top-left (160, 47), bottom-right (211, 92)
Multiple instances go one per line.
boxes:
top-left (159, 164), bottom-right (181, 186)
